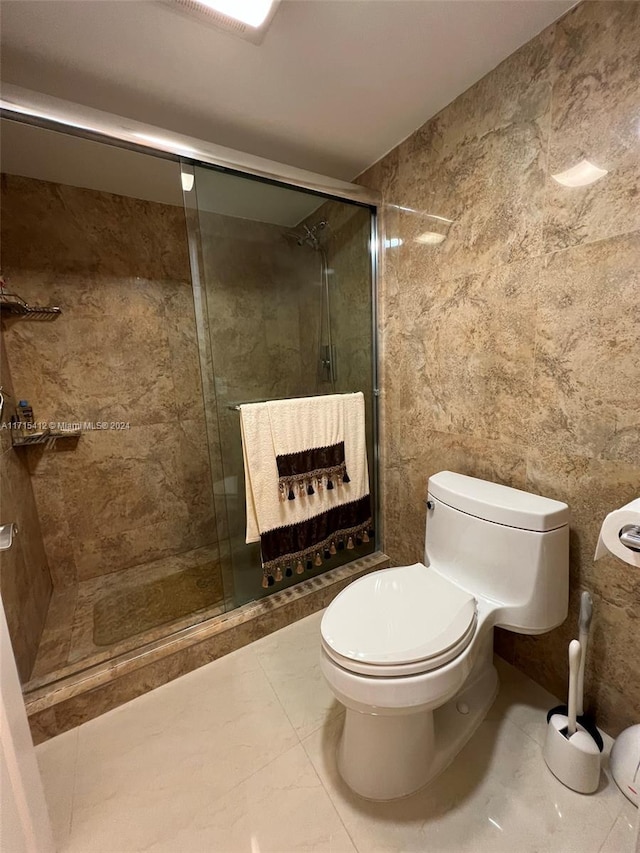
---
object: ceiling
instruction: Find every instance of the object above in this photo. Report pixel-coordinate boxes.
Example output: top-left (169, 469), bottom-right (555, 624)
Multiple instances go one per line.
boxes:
top-left (0, 119), bottom-right (325, 226)
top-left (0, 0), bottom-right (574, 181)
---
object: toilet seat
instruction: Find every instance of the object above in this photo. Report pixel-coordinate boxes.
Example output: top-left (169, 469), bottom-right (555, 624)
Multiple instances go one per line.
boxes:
top-left (321, 563), bottom-right (477, 677)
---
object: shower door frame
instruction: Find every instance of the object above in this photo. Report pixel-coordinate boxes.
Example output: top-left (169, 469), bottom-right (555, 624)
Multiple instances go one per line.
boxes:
top-left (0, 83), bottom-right (383, 575)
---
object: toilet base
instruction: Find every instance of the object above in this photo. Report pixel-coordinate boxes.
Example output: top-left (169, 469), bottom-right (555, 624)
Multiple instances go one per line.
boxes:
top-left (336, 661), bottom-right (499, 800)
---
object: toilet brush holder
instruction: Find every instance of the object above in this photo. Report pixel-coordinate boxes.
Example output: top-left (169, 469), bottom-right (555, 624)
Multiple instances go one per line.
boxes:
top-left (543, 713), bottom-right (603, 794)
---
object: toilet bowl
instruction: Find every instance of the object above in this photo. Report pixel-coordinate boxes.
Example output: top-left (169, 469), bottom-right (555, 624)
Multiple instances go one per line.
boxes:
top-left (320, 471), bottom-right (570, 800)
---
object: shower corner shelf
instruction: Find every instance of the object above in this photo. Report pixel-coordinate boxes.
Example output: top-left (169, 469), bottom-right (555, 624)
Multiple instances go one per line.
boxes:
top-left (0, 294), bottom-right (62, 320)
top-left (11, 428), bottom-right (81, 449)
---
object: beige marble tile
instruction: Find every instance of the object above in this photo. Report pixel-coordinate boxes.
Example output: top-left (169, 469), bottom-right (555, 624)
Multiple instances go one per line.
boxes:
top-left (34, 604), bottom-right (627, 853)
top-left (303, 713), bottom-right (620, 853)
top-left (4, 312), bottom-right (178, 426)
top-left (0, 441), bottom-right (52, 680)
top-left (253, 610), bottom-right (343, 740)
top-left (392, 102), bottom-right (549, 284)
top-left (394, 258), bottom-right (539, 443)
top-left (525, 448), bottom-right (640, 604)
top-left (0, 513), bottom-right (36, 681)
top-left (35, 727), bottom-right (78, 851)
top-left (530, 232), bottom-right (639, 464)
top-left (0, 334), bottom-right (17, 454)
top-left (176, 417), bottom-right (217, 548)
top-left (26, 545), bottom-right (224, 684)
top-left (544, 2), bottom-right (640, 251)
top-left (511, 584), bottom-right (640, 741)
top-left (29, 424), bottom-right (207, 580)
top-left (598, 800), bottom-right (639, 853)
top-left (1, 175), bottom-right (189, 281)
top-left (162, 281), bottom-right (206, 412)
top-left (1, 174), bottom-right (215, 592)
top-left (383, 431), bottom-right (527, 568)
top-left (30, 584), bottom-right (77, 679)
top-left (26, 553), bottom-right (389, 742)
top-left (145, 745), bottom-right (357, 853)
top-left (66, 647), bottom-right (298, 852)
top-left (489, 656), bottom-right (561, 747)
top-left (492, 656), bottom-right (629, 826)
top-left (357, 145), bottom-right (399, 203)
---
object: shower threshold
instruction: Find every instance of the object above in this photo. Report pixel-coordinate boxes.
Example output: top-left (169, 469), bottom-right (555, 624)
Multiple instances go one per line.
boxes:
top-left (24, 551), bottom-right (390, 743)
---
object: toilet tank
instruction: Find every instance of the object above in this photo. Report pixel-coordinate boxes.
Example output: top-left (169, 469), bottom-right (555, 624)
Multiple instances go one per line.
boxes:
top-left (424, 471), bottom-right (570, 634)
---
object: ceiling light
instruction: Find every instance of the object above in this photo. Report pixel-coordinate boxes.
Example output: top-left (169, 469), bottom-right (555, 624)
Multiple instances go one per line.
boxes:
top-left (166, 0), bottom-right (278, 44)
top-left (181, 172), bottom-right (195, 192)
top-left (415, 231), bottom-right (446, 245)
top-left (197, 0), bottom-right (273, 27)
top-left (551, 159), bottom-right (608, 188)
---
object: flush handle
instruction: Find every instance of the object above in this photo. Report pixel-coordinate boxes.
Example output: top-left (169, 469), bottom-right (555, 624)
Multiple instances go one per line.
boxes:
top-left (0, 522), bottom-right (19, 552)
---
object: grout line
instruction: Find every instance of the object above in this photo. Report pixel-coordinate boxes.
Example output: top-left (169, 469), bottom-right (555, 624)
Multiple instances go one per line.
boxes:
top-left (63, 645), bottom-right (301, 845)
top-left (252, 643), bottom-right (304, 744)
top-left (298, 715), bottom-right (362, 853)
top-left (250, 617), bottom-right (360, 848)
top-left (66, 727), bottom-right (81, 842)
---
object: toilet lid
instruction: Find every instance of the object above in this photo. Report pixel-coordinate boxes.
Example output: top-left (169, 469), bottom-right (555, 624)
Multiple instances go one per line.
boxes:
top-left (321, 563), bottom-right (476, 666)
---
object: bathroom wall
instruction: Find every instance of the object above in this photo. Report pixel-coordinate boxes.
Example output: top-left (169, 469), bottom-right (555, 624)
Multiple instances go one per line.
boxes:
top-left (360, 1), bottom-right (640, 734)
top-left (0, 175), bottom-right (217, 586)
top-left (0, 334), bottom-right (52, 681)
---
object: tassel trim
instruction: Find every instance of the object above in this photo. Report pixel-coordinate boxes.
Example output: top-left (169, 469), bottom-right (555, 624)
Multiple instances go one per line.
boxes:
top-left (278, 464), bottom-right (350, 501)
top-left (261, 518), bottom-right (373, 586)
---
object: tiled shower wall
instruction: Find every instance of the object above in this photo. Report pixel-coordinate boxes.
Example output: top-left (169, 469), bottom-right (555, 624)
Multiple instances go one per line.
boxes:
top-left (0, 175), bottom-right (217, 586)
top-left (0, 334), bottom-right (52, 681)
top-left (360, 1), bottom-right (639, 734)
top-left (198, 209), bottom-right (320, 550)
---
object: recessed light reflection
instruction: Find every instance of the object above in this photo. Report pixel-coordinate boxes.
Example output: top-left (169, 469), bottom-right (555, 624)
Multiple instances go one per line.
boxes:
top-left (415, 231), bottom-right (446, 245)
top-left (181, 172), bottom-right (195, 192)
top-left (551, 158), bottom-right (608, 187)
top-left (384, 237), bottom-right (403, 249)
top-left (488, 817), bottom-right (503, 832)
top-left (132, 132), bottom-right (197, 155)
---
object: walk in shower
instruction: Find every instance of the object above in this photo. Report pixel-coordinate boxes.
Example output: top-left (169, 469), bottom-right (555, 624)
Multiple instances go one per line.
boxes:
top-left (0, 94), bottom-right (380, 711)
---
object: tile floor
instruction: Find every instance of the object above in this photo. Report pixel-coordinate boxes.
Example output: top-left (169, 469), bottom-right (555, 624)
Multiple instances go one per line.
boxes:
top-left (36, 611), bottom-right (638, 853)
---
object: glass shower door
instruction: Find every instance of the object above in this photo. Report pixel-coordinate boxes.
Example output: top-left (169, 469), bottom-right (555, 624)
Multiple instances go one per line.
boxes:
top-left (184, 163), bottom-right (377, 606)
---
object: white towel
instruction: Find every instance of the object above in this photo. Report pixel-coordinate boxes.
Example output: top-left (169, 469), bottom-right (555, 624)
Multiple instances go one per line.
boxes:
top-left (240, 392), bottom-right (371, 586)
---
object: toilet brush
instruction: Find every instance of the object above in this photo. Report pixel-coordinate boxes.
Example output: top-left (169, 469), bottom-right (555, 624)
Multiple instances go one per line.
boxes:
top-left (543, 640), bottom-right (602, 794)
top-left (546, 591), bottom-right (603, 751)
top-left (567, 639), bottom-right (579, 737)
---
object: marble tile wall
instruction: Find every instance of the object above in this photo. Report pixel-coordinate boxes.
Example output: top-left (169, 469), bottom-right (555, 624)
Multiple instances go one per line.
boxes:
top-left (198, 210), bottom-right (318, 548)
top-left (0, 175), bottom-right (218, 585)
top-left (359, 1), bottom-right (640, 734)
top-left (0, 333), bottom-right (52, 681)
top-left (303, 200), bottom-right (374, 402)
top-left (299, 199), bottom-right (377, 507)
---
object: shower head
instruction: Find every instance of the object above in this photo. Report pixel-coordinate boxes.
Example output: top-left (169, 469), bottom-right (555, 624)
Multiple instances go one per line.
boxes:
top-left (285, 219), bottom-right (329, 250)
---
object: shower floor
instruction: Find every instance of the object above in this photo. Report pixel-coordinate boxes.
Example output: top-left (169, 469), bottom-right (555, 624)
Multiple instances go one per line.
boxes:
top-left (25, 544), bottom-right (225, 692)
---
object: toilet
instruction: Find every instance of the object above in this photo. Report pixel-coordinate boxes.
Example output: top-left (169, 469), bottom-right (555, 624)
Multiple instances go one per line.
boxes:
top-left (320, 470), bottom-right (570, 800)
